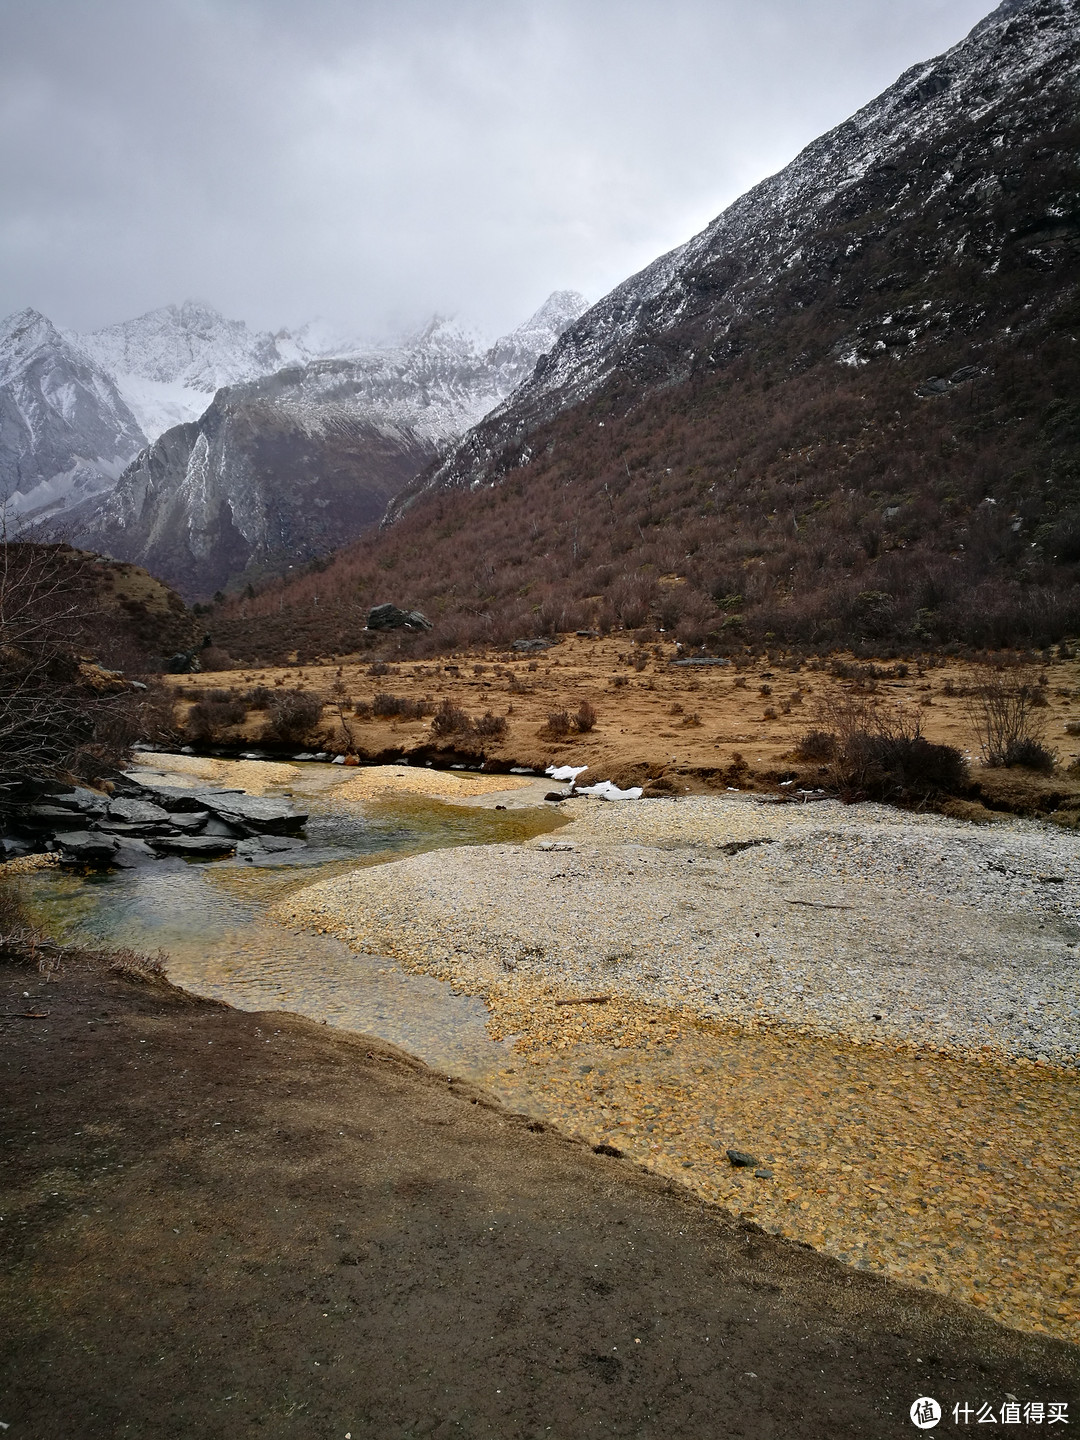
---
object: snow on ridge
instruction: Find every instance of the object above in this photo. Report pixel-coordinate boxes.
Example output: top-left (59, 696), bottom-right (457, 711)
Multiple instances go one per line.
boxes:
top-left (461, 0), bottom-right (1077, 426)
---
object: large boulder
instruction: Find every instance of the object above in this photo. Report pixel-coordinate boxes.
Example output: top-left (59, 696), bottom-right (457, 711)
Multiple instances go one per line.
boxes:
top-left (203, 793), bottom-right (308, 836)
top-left (365, 603), bottom-right (432, 633)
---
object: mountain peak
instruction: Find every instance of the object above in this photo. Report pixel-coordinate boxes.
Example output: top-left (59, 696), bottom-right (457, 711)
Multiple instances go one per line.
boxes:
top-left (1, 306), bottom-right (64, 351)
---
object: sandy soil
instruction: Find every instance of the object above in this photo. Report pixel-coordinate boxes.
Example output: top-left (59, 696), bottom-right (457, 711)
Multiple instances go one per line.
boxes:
top-left (173, 637), bottom-right (1080, 818)
top-left (332, 766), bottom-right (535, 802)
top-left (131, 751), bottom-right (302, 794)
top-left (2, 953), bottom-right (1076, 1439)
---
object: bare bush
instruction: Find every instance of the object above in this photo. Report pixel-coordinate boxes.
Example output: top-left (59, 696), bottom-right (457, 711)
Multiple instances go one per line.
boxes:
top-left (807, 693), bottom-right (966, 800)
top-left (430, 699), bottom-right (472, 737)
top-left (794, 729), bottom-right (837, 761)
top-left (575, 701), bottom-right (598, 732)
top-left (264, 690), bottom-right (324, 743)
top-left (541, 710), bottom-right (571, 738)
top-left (372, 692), bottom-right (433, 720)
top-left (964, 669), bottom-right (1053, 768)
top-left (183, 697), bottom-right (248, 744)
top-left (473, 711), bottom-right (508, 739)
top-left (0, 542), bottom-right (150, 787)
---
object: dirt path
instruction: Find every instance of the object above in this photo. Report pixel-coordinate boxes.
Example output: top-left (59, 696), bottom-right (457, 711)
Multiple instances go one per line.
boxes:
top-left (1, 957), bottom-right (1075, 1439)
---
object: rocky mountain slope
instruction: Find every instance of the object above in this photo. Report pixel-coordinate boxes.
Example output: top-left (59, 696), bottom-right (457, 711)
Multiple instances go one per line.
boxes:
top-left (72, 300), bottom-right (330, 442)
top-left (0, 311), bottom-right (148, 523)
top-left (400, 0), bottom-right (1078, 511)
top-left (73, 294), bottom-right (586, 598)
top-left (220, 0), bottom-right (1079, 661)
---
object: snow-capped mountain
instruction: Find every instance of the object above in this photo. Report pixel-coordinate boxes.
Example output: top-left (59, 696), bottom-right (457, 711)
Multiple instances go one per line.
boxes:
top-left (72, 292), bottom-right (587, 596)
top-left (401, 0), bottom-right (1079, 511)
top-left (0, 309), bottom-right (148, 522)
top-left (1, 291), bottom-right (586, 539)
top-left (71, 299), bottom-right (330, 441)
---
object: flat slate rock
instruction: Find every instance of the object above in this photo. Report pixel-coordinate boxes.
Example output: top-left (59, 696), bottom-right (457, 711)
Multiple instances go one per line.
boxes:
top-left (55, 831), bottom-right (121, 866)
top-left (20, 804), bottom-right (107, 827)
top-left (205, 794), bottom-right (307, 835)
top-left (111, 837), bottom-right (159, 867)
top-left (149, 835), bottom-right (237, 856)
top-left (107, 797), bottom-right (172, 825)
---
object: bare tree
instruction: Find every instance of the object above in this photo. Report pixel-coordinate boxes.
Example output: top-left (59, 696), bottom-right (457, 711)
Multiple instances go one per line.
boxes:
top-left (0, 541), bottom-right (159, 797)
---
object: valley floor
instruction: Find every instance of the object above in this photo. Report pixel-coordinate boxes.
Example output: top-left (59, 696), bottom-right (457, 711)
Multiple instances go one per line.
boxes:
top-left (279, 786), bottom-right (1080, 1346)
top-left (1, 955), bottom-right (1076, 1439)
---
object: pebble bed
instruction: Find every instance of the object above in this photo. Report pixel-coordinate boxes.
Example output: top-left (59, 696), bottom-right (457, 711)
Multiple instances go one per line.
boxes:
top-left (275, 793), bottom-right (1080, 1341)
top-left (282, 794), bottom-right (1080, 1068)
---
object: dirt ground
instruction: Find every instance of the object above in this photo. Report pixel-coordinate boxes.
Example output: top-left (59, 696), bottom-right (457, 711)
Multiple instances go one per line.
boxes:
top-left (1, 956), bottom-right (1076, 1440)
top-left (174, 637), bottom-right (1080, 818)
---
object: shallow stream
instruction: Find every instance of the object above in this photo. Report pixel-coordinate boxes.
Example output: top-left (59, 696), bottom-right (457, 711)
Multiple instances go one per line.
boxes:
top-left (19, 757), bottom-right (562, 1081)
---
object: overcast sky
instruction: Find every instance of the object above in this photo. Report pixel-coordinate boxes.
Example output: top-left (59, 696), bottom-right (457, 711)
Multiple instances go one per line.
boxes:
top-left (1, 0), bottom-right (998, 341)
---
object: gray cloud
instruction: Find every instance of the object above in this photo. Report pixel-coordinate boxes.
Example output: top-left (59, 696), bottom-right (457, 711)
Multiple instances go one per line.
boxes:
top-left (1, 0), bottom-right (995, 338)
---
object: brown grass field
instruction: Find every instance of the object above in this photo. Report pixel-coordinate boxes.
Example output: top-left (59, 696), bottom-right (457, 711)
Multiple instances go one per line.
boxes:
top-left (168, 637), bottom-right (1080, 822)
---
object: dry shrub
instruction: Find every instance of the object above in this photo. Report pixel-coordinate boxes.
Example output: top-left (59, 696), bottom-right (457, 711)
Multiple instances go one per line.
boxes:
top-left (795, 729), bottom-right (837, 761)
top-left (807, 694), bottom-right (966, 801)
top-left (430, 699), bottom-right (472, 737)
top-left (265, 689), bottom-right (324, 743)
top-left (541, 710), bottom-right (571, 738)
top-left (200, 645), bottom-right (235, 671)
top-left (964, 669), bottom-right (1055, 769)
top-left (183, 696), bottom-right (248, 744)
top-left (372, 692), bottom-right (433, 720)
top-left (473, 711), bottom-right (508, 739)
top-left (575, 701), bottom-right (598, 732)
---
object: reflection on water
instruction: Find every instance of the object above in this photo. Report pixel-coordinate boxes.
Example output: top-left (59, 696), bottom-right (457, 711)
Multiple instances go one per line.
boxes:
top-left (20, 776), bottom-right (563, 1082)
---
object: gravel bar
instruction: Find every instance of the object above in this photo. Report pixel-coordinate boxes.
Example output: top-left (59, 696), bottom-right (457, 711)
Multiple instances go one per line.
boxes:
top-left (278, 794), bottom-right (1080, 1068)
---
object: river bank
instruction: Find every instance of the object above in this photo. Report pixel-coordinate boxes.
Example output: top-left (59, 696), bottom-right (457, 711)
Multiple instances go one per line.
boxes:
top-left (1, 951), bottom-right (1076, 1439)
top-left (168, 636), bottom-right (1080, 826)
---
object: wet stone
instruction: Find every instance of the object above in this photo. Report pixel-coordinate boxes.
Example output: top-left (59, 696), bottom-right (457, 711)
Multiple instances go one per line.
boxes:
top-left (20, 804), bottom-right (105, 827)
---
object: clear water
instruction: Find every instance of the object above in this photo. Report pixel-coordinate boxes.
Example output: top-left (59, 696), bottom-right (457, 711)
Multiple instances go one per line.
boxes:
top-left (19, 763), bottom-right (564, 1081)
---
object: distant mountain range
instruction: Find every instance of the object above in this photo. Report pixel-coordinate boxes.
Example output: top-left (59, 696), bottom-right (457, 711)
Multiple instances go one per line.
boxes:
top-left (213, 0), bottom-right (1080, 663)
top-left (0, 292), bottom-right (586, 594)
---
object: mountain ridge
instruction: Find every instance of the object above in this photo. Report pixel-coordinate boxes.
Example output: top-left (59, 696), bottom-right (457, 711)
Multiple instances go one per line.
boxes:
top-left (213, 0), bottom-right (1080, 663)
top-left (0, 309), bottom-right (148, 521)
top-left (71, 292), bottom-right (588, 596)
top-left (395, 0), bottom-right (1076, 514)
